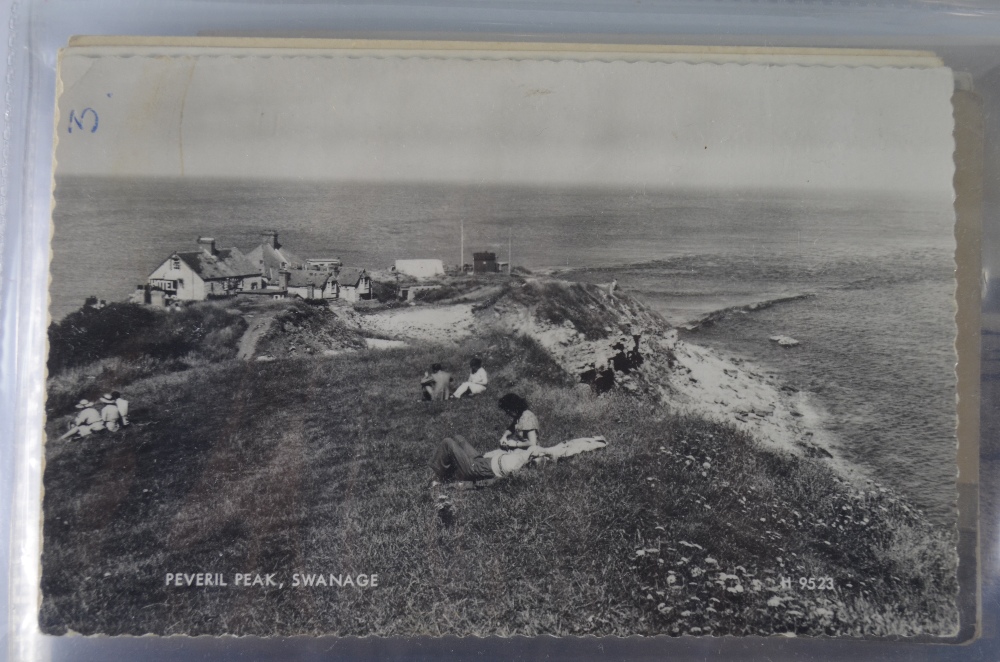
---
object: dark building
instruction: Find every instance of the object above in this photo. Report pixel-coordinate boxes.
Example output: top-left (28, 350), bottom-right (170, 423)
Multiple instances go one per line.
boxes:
top-left (473, 251), bottom-right (499, 274)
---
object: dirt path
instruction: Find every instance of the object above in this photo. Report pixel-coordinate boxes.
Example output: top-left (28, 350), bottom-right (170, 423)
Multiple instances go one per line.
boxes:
top-left (237, 312), bottom-right (278, 360)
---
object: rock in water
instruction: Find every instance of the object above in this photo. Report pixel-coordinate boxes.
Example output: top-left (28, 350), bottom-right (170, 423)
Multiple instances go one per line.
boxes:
top-left (769, 335), bottom-right (800, 348)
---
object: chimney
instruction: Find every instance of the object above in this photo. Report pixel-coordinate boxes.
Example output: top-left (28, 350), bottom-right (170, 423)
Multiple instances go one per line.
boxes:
top-left (198, 237), bottom-right (217, 255)
top-left (279, 269), bottom-right (291, 290)
top-left (261, 230), bottom-right (279, 249)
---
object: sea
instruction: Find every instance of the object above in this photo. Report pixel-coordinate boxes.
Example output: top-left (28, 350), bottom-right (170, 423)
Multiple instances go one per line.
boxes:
top-left (50, 176), bottom-right (958, 526)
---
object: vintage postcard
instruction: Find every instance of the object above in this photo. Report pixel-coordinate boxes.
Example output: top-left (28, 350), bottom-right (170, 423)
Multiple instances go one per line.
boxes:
top-left (41, 39), bottom-right (967, 638)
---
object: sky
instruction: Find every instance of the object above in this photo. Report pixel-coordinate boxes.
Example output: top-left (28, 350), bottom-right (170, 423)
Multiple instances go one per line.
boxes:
top-left (55, 48), bottom-right (956, 195)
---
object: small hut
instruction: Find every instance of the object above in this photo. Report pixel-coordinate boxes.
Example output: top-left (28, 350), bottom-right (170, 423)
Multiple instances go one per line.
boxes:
top-left (473, 252), bottom-right (499, 274)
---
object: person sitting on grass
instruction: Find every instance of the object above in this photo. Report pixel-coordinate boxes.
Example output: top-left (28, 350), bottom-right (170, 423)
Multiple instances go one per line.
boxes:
top-left (451, 357), bottom-right (488, 399)
top-left (99, 393), bottom-right (122, 432)
top-left (112, 390), bottom-right (130, 426)
top-left (421, 363), bottom-right (455, 401)
top-left (58, 399), bottom-right (105, 440)
top-left (498, 393), bottom-right (539, 448)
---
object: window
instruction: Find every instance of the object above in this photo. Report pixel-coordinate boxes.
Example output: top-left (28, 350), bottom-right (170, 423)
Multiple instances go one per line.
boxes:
top-left (171, 257), bottom-right (181, 270)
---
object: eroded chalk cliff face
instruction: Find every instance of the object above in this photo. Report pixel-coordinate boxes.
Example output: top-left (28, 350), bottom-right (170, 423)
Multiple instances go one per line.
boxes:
top-left (477, 279), bottom-right (840, 464)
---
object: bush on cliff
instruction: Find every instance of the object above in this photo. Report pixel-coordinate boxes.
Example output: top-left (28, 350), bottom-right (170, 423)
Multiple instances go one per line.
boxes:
top-left (48, 302), bottom-right (247, 375)
top-left (254, 300), bottom-right (367, 358)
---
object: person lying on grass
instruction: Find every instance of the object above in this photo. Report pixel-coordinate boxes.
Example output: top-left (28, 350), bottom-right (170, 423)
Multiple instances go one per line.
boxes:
top-left (430, 434), bottom-right (550, 482)
top-left (451, 357), bottom-right (488, 399)
top-left (430, 432), bottom-right (610, 483)
top-left (430, 393), bottom-right (608, 483)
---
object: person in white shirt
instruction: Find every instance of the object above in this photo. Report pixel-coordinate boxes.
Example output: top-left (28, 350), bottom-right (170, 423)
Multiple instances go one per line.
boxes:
top-left (452, 358), bottom-right (488, 399)
top-left (112, 390), bottom-right (130, 426)
top-left (99, 394), bottom-right (122, 432)
top-left (59, 399), bottom-right (105, 440)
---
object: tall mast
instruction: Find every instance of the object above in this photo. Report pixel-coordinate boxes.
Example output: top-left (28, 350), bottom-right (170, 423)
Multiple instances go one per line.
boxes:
top-left (460, 219), bottom-right (464, 273)
top-left (508, 228), bottom-right (512, 275)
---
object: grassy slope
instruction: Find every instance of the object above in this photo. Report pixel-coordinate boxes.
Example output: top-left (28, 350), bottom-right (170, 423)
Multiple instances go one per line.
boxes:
top-left (40, 319), bottom-right (956, 637)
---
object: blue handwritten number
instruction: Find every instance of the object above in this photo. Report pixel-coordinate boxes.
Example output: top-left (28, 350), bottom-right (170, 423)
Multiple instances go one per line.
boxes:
top-left (68, 108), bottom-right (99, 134)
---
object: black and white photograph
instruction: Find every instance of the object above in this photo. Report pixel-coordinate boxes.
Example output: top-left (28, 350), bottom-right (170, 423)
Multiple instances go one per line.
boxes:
top-left (40, 40), bottom-right (962, 638)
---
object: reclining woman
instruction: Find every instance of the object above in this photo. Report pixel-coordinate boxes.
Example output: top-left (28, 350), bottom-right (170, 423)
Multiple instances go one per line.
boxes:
top-left (430, 393), bottom-right (544, 482)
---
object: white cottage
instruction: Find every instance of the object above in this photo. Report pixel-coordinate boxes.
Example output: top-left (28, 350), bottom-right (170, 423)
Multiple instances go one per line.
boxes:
top-left (147, 237), bottom-right (263, 301)
top-left (337, 268), bottom-right (373, 302)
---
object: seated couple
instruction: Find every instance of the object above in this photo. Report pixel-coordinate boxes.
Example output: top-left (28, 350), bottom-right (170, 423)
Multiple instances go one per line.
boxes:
top-left (430, 393), bottom-right (546, 482)
top-left (421, 358), bottom-right (488, 401)
top-left (59, 392), bottom-right (130, 440)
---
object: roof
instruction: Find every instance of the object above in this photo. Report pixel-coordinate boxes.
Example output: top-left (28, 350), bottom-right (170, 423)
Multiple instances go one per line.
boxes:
top-left (287, 270), bottom-right (331, 289)
top-left (395, 259), bottom-right (445, 276)
top-left (337, 268), bottom-right (368, 286)
top-left (175, 247), bottom-right (260, 280)
top-left (395, 259), bottom-right (444, 267)
top-left (246, 242), bottom-right (305, 280)
top-left (473, 252), bottom-right (497, 261)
